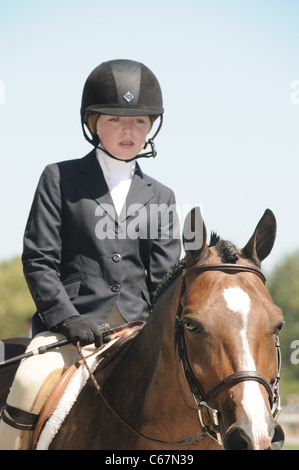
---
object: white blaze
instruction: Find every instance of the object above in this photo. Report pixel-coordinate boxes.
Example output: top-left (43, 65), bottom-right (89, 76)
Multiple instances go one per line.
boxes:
top-left (223, 287), bottom-right (271, 449)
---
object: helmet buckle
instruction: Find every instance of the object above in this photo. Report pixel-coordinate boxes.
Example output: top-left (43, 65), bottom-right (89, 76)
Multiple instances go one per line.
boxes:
top-left (148, 139), bottom-right (157, 158)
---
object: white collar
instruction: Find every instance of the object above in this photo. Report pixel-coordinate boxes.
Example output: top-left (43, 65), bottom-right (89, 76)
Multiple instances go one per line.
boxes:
top-left (96, 148), bottom-right (136, 187)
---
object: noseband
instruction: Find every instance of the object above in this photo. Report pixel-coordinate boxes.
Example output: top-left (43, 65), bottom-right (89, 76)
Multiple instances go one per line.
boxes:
top-left (175, 263), bottom-right (282, 446)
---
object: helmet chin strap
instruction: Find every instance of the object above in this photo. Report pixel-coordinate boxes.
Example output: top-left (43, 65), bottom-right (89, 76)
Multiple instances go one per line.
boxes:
top-left (99, 138), bottom-right (157, 163)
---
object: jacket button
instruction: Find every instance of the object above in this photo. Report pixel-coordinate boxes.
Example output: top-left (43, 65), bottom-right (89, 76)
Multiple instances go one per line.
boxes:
top-left (111, 284), bottom-right (120, 292)
top-left (114, 224), bottom-right (122, 234)
top-left (112, 254), bottom-right (121, 263)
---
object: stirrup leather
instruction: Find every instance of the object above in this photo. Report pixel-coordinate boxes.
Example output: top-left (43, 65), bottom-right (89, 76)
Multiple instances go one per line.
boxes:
top-left (0, 404), bottom-right (39, 431)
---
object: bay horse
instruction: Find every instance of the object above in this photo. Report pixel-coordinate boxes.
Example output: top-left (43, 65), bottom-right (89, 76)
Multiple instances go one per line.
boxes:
top-left (1, 208), bottom-right (285, 450)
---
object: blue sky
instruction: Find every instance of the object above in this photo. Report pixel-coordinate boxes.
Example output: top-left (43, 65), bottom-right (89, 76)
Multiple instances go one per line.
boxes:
top-left (1, 0), bottom-right (299, 273)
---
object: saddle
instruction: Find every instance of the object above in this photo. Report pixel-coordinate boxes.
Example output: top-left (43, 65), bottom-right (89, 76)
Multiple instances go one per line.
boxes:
top-left (32, 321), bottom-right (144, 450)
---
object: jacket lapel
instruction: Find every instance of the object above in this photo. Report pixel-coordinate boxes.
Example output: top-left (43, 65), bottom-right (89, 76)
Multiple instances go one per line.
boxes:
top-left (119, 163), bottom-right (155, 222)
top-left (77, 149), bottom-right (114, 207)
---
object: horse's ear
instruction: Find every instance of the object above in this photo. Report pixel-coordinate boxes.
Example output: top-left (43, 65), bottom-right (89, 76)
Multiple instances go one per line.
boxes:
top-left (242, 209), bottom-right (277, 265)
top-left (183, 206), bottom-right (208, 263)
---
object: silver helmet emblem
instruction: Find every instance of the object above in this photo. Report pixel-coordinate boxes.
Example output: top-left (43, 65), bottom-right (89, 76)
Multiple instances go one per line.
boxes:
top-left (123, 91), bottom-right (134, 103)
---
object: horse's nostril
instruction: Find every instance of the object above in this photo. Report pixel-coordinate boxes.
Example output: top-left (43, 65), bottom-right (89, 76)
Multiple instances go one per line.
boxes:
top-left (224, 427), bottom-right (253, 450)
top-left (224, 422), bottom-right (285, 450)
top-left (271, 424), bottom-right (285, 450)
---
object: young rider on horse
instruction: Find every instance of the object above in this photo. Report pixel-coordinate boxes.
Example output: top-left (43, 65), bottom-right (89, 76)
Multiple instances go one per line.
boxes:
top-left (0, 59), bottom-right (181, 449)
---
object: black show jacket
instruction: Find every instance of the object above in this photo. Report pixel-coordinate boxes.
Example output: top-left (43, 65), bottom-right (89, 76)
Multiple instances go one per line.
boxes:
top-left (22, 150), bottom-right (181, 335)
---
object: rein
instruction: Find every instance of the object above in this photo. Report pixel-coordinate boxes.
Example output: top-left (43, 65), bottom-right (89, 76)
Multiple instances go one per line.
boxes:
top-left (175, 262), bottom-right (282, 446)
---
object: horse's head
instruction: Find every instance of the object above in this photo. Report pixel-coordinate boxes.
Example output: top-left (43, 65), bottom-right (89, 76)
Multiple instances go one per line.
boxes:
top-left (179, 208), bottom-right (285, 450)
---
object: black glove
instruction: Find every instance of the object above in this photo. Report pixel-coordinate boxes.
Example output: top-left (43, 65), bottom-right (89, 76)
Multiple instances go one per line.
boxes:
top-left (56, 316), bottom-right (103, 347)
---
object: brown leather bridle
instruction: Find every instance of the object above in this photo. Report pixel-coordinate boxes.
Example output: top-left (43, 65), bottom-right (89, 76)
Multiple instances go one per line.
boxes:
top-left (175, 263), bottom-right (282, 446)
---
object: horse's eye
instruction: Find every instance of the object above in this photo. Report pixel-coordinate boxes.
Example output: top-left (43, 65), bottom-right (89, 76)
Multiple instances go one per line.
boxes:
top-left (184, 320), bottom-right (202, 333)
top-left (274, 321), bottom-right (285, 335)
top-left (185, 321), bottom-right (196, 331)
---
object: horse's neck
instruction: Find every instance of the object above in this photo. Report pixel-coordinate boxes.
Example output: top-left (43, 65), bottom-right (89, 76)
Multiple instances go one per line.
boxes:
top-left (95, 275), bottom-right (200, 441)
top-left (103, 275), bottom-right (182, 389)
top-left (142, 275), bottom-right (183, 360)
top-left (122, 276), bottom-right (187, 404)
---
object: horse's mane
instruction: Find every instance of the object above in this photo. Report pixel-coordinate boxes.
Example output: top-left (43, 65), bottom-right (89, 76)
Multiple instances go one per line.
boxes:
top-left (151, 256), bottom-right (187, 308)
top-left (151, 232), bottom-right (239, 307)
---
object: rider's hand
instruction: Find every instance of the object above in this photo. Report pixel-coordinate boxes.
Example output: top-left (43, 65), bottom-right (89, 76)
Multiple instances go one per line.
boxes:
top-left (56, 316), bottom-right (103, 347)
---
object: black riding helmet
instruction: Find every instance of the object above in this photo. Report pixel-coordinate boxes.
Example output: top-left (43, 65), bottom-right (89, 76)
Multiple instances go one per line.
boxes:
top-left (81, 59), bottom-right (164, 161)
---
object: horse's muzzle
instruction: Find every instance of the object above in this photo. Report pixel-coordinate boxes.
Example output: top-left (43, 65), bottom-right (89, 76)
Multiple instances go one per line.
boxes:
top-left (223, 422), bottom-right (285, 450)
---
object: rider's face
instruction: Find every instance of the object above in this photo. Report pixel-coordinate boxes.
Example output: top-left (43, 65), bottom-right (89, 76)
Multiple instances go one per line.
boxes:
top-left (96, 115), bottom-right (151, 160)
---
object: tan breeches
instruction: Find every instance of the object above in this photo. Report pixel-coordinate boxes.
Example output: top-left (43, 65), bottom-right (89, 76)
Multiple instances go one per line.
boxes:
top-left (0, 307), bottom-right (127, 450)
top-left (0, 331), bottom-right (95, 450)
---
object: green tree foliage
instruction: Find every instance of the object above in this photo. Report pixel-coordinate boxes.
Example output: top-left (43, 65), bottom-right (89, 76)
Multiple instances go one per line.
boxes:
top-left (0, 257), bottom-right (35, 338)
top-left (267, 250), bottom-right (299, 400)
